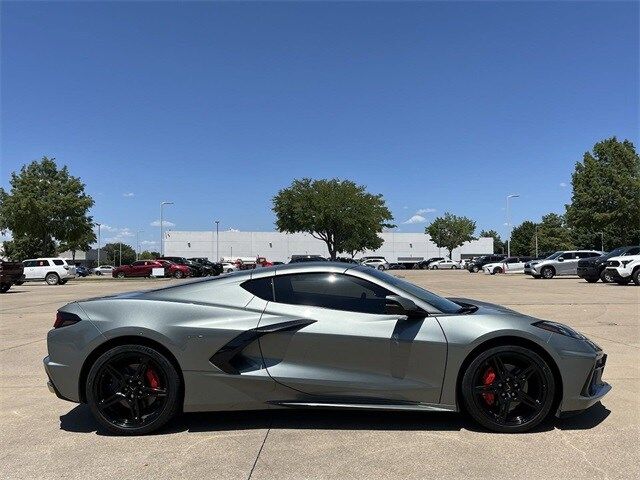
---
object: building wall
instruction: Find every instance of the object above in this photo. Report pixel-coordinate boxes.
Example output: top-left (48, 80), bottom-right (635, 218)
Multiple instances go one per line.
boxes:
top-left (164, 231), bottom-right (493, 262)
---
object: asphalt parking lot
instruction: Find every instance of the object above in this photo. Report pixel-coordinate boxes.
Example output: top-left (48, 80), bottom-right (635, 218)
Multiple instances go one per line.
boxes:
top-left (1, 271), bottom-right (638, 480)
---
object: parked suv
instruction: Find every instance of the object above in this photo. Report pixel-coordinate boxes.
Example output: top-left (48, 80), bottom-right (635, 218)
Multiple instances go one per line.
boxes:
top-left (467, 254), bottom-right (507, 273)
top-left (189, 257), bottom-right (223, 276)
top-left (20, 258), bottom-right (76, 285)
top-left (577, 246), bottom-right (640, 283)
top-left (604, 254), bottom-right (640, 286)
top-left (112, 260), bottom-right (165, 278)
top-left (0, 261), bottom-right (25, 293)
top-left (528, 250), bottom-right (603, 279)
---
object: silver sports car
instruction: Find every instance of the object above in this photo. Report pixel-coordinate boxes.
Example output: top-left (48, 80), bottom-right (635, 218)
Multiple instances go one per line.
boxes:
top-left (44, 262), bottom-right (610, 435)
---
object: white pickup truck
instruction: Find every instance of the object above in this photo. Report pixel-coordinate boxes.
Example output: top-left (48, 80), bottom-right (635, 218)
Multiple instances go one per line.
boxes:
top-left (604, 254), bottom-right (640, 285)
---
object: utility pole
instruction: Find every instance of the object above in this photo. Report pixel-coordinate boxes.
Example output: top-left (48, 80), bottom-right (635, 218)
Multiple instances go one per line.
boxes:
top-left (597, 232), bottom-right (604, 252)
top-left (215, 220), bottom-right (220, 261)
top-left (160, 201), bottom-right (174, 256)
top-left (506, 194), bottom-right (520, 257)
top-left (96, 223), bottom-right (102, 266)
top-left (119, 242), bottom-right (122, 266)
top-left (534, 224), bottom-right (539, 257)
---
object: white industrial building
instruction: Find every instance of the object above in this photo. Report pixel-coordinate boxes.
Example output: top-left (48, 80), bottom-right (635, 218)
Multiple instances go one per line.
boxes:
top-left (164, 230), bottom-right (493, 263)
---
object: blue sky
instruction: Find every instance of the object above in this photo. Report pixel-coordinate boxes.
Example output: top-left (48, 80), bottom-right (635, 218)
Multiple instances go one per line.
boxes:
top-left (2, 1), bottom-right (638, 250)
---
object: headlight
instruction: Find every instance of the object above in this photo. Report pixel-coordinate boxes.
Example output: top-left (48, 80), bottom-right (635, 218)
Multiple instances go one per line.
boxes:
top-left (532, 320), bottom-right (585, 339)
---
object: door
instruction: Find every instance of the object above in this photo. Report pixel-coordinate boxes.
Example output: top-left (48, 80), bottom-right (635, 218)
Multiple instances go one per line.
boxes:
top-left (33, 259), bottom-right (50, 279)
top-left (257, 272), bottom-right (448, 405)
top-left (22, 260), bottom-right (36, 280)
top-left (557, 252), bottom-right (576, 275)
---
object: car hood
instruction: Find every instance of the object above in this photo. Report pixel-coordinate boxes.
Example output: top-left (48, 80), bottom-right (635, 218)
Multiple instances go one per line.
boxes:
top-left (447, 297), bottom-right (524, 315)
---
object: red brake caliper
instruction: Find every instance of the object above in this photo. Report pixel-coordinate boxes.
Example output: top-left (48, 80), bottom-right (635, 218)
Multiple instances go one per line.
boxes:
top-left (482, 367), bottom-right (496, 405)
top-left (145, 368), bottom-right (160, 389)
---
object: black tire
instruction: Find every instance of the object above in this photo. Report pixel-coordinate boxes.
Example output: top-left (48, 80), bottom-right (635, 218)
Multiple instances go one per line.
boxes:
top-left (173, 270), bottom-right (184, 279)
top-left (541, 267), bottom-right (555, 279)
top-left (59, 279), bottom-right (68, 285)
top-left (95, 271), bottom-right (102, 276)
top-left (0, 283), bottom-right (10, 293)
top-left (492, 267), bottom-right (503, 275)
top-left (585, 277), bottom-right (598, 283)
top-left (600, 270), bottom-right (614, 284)
top-left (86, 344), bottom-right (180, 435)
top-left (116, 272), bottom-right (126, 279)
top-left (461, 345), bottom-right (555, 433)
top-left (472, 266), bottom-right (479, 273)
top-left (45, 272), bottom-right (60, 285)
top-left (615, 277), bottom-right (631, 286)
top-left (431, 265), bottom-right (439, 270)
top-left (14, 281), bottom-right (24, 286)
top-left (532, 275), bottom-right (541, 279)
top-left (632, 269), bottom-right (640, 286)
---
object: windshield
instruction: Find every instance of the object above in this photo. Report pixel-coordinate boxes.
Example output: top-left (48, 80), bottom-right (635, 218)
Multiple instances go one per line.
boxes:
top-left (362, 268), bottom-right (462, 314)
top-left (600, 247), bottom-right (625, 260)
top-left (545, 251), bottom-right (563, 260)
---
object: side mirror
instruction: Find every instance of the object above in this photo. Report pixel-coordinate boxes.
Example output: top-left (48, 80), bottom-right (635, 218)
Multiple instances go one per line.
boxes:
top-left (557, 257), bottom-right (564, 262)
top-left (385, 295), bottom-right (424, 317)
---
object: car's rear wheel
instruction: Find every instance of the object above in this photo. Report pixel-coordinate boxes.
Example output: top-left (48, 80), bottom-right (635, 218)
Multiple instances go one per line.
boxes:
top-left (615, 277), bottom-right (631, 285)
top-left (585, 277), bottom-right (598, 283)
top-left (541, 267), bottom-right (555, 279)
top-left (493, 267), bottom-right (503, 275)
top-left (0, 283), bottom-right (10, 293)
top-left (461, 345), bottom-right (555, 433)
top-left (45, 273), bottom-right (60, 285)
top-left (86, 345), bottom-right (180, 435)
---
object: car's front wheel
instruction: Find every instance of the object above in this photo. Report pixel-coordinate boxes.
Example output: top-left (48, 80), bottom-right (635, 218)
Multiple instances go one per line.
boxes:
top-left (541, 267), bottom-right (555, 279)
top-left (173, 270), bottom-right (184, 279)
top-left (600, 270), bottom-right (613, 283)
top-left (632, 269), bottom-right (640, 286)
top-left (86, 344), bottom-right (180, 435)
top-left (461, 345), bottom-right (555, 433)
top-left (117, 272), bottom-right (126, 279)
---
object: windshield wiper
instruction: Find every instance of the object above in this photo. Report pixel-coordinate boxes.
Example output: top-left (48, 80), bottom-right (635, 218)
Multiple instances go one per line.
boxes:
top-left (457, 304), bottom-right (479, 314)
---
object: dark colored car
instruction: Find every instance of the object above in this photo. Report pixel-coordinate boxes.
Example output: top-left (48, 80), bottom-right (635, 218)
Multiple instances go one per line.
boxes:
top-left (0, 261), bottom-right (25, 293)
top-left (388, 263), bottom-right (407, 270)
top-left (112, 260), bottom-right (165, 278)
top-left (336, 257), bottom-right (359, 264)
top-left (467, 255), bottom-right (507, 273)
top-left (189, 257), bottom-right (223, 276)
top-left (289, 255), bottom-right (327, 263)
top-left (417, 257), bottom-right (444, 269)
top-left (577, 246), bottom-right (640, 283)
top-left (75, 265), bottom-right (90, 277)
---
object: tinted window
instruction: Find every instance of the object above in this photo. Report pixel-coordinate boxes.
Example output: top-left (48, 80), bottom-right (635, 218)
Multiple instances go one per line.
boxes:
top-left (242, 277), bottom-right (274, 301)
top-left (559, 252), bottom-right (575, 260)
top-left (576, 252), bottom-right (598, 259)
top-left (626, 247), bottom-right (640, 255)
top-left (273, 273), bottom-right (391, 314)
top-left (53, 259), bottom-right (64, 266)
top-left (132, 261), bottom-right (145, 266)
top-left (23, 260), bottom-right (36, 267)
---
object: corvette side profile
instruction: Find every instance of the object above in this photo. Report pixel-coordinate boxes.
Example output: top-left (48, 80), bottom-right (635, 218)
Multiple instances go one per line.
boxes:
top-left (44, 263), bottom-right (610, 435)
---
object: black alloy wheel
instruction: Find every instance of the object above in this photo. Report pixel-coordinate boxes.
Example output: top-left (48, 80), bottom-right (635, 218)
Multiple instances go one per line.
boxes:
top-left (86, 345), bottom-right (180, 435)
top-left (461, 346), bottom-right (555, 433)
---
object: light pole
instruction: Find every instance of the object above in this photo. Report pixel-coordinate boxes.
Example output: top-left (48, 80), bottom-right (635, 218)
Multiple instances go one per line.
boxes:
top-left (160, 201), bottom-right (174, 256)
top-left (119, 242), bottom-right (122, 266)
top-left (96, 223), bottom-right (102, 266)
top-left (597, 231), bottom-right (604, 252)
top-left (506, 194), bottom-right (520, 257)
top-left (136, 230), bottom-right (144, 260)
top-left (534, 224), bottom-right (539, 257)
top-left (215, 220), bottom-right (220, 261)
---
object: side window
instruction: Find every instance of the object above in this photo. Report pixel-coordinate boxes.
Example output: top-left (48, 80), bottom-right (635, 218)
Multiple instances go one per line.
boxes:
top-left (506, 258), bottom-right (517, 264)
top-left (241, 277), bottom-right (274, 301)
top-left (272, 273), bottom-right (391, 314)
top-left (38, 260), bottom-right (50, 267)
top-left (561, 252), bottom-right (575, 260)
top-left (132, 261), bottom-right (145, 266)
top-left (23, 260), bottom-right (35, 267)
top-left (53, 259), bottom-right (64, 266)
top-left (625, 247), bottom-right (640, 255)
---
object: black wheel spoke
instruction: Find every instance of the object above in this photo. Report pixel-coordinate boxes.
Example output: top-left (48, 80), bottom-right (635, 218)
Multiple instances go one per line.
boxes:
top-left (134, 359), bottom-right (149, 381)
top-left (515, 364), bottom-right (536, 382)
top-left (518, 391), bottom-right (541, 411)
top-left (497, 400), bottom-right (510, 423)
top-left (141, 386), bottom-right (167, 398)
top-left (490, 356), bottom-right (508, 380)
top-left (99, 392), bottom-right (124, 408)
top-left (474, 384), bottom-right (499, 393)
top-left (103, 365), bottom-right (125, 385)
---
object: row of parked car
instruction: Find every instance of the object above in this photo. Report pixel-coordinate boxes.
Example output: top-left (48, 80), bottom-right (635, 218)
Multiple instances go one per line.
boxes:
top-left (464, 245), bottom-right (640, 284)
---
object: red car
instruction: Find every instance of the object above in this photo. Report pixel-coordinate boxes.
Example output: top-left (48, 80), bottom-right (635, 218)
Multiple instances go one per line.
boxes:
top-left (112, 260), bottom-right (165, 278)
top-left (156, 259), bottom-right (191, 278)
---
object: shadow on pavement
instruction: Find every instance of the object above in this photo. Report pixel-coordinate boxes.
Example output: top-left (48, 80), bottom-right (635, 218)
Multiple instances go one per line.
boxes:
top-left (59, 402), bottom-right (610, 436)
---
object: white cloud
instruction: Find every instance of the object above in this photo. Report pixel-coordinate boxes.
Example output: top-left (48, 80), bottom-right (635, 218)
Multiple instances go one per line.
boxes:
top-left (416, 208), bottom-right (436, 215)
top-left (140, 240), bottom-right (157, 246)
top-left (559, 182), bottom-right (567, 188)
top-left (123, 192), bottom-right (135, 197)
top-left (119, 228), bottom-right (134, 237)
top-left (150, 220), bottom-right (175, 227)
top-left (403, 214), bottom-right (427, 224)
top-left (228, 228), bottom-right (240, 232)
top-left (403, 206), bottom-right (409, 210)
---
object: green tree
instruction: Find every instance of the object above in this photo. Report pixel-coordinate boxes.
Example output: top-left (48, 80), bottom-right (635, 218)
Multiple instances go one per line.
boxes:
top-left (273, 178), bottom-right (394, 260)
top-left (479, 229), bottom-right (505, 254)
top-left (426, 212), bottom-right (476, 258)
top-left (536, 213), bottom-right (574, 253)
top-left (565, 137), bottom-right (640, 249)
top-left (509, 221), bottom-right (537, 256)
top-left (101, 242), bottom-right (137, 266)
top-left (58, 224), bottom-right (97, 260)
top-left (139, 250), bottom-right (160, 260)
top-left (0, 157), bottom-right (95, 259)
top-left (2, 234), bottom-right (45, 261)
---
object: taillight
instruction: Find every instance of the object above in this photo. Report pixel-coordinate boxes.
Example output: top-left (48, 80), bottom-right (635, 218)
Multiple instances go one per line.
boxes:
top-left (54, 311), bottom-right (82, 329)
